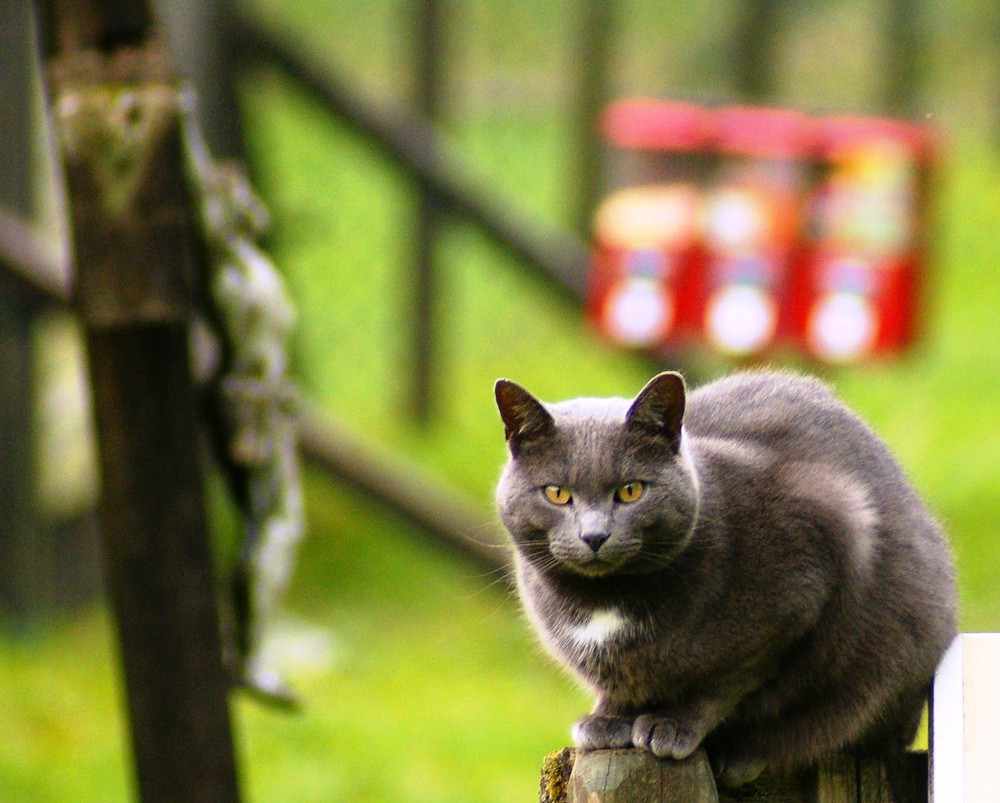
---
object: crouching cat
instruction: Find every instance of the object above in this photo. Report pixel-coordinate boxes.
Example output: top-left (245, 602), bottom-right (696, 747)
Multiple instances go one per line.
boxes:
top-left (494, 371), bottom-right (956, 787)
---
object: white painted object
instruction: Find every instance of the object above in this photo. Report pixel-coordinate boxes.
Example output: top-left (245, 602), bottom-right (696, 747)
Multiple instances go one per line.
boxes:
top-left (931, 633), bottom-right (1000, 802)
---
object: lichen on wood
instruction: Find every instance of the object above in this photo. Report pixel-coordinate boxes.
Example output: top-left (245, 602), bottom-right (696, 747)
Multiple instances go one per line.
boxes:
top-left (540, 748), bottom-right (575, 803)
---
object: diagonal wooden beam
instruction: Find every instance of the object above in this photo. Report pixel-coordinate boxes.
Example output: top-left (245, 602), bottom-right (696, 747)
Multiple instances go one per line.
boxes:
top-left (229, 9), bottom-right (591, 302)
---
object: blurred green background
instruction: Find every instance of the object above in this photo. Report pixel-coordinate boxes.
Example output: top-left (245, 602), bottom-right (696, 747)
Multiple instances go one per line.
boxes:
top-left (4, 1), bottom-right (1000, 800)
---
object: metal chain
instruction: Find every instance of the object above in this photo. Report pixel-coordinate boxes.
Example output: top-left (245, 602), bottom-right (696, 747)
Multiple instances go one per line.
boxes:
top-left (181, 87), bottom-right (305, 706)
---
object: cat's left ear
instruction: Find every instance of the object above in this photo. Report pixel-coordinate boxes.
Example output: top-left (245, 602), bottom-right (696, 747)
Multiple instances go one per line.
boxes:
top-left (626, 372), bottom-right (686, 449)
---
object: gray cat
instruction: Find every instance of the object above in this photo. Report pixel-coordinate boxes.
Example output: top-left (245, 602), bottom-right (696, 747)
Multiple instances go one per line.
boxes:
top-left (494, 370), bottom-right (956, 787)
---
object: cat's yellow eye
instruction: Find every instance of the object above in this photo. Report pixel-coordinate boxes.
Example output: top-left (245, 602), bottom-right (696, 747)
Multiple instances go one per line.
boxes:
top-left (616, 481), bottom-right (645, 503)
top-left (544, 485), bottom-right (573, 506)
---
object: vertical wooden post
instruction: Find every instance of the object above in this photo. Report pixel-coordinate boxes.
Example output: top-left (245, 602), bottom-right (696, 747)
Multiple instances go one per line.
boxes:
top-left (41, 2), bottom-right (242, 800)
top-left (571, 749), bottom-right (719, 802)
top-left (0, 282), bottom-right (43, 626)
top-left (574, 0), bottom-right (616, 240)
top-left (0, 0), bottom-right (46, 627)
top-left (545, 748), bottom-right (720, 802)
top-left (881, 0), bottom-right (921, 117)
top-left (730, 0), bottom-right (782, 102)
top-left (410, 0), bottom-right (445, 425)
top-left (156, 0), bottom-right (246, 159)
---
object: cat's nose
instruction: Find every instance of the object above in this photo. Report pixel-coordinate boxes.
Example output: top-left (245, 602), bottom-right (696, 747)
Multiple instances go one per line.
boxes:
top-left (581, 532), bottom-right (611, 553)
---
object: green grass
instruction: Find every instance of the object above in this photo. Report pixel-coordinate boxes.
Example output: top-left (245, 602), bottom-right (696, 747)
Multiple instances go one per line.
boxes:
top-left (5, 2), bottom-right (1000, 799)
top-left (0, 616), bottom-right (129, 801)
top-left (234, 476), bottom-right (591, 803)
top-left (0, 470), bottom-right (590, 802)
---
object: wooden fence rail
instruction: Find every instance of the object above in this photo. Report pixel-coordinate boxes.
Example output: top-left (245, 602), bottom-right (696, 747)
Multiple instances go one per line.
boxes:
top-left (228, 9), bottom-right (592, 302)
top-left (0, 207), bottom-right (508, 586)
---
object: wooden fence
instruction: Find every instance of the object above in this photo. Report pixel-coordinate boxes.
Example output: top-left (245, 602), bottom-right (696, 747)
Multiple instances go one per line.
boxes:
top-left (3, 2), bottom-right (510, 796)
top-left (541, 634), bottom-right (1000, 802)
top-left (0, 3), bottom-right (985, 801)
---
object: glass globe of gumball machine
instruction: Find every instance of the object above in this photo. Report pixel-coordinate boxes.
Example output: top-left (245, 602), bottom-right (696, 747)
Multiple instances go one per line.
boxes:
top-left (587, 99), bottom-right (714, 350)
top-left (700, 107), bottom-right (815, 359)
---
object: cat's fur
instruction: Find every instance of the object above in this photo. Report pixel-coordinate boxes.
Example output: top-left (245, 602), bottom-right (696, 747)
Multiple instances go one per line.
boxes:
top-left (494, 371), bottom-right (956, 786)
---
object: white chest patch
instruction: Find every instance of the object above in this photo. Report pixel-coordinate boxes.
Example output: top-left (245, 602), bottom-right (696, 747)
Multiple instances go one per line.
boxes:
top-left (569, 609), bottom-right (629, 648)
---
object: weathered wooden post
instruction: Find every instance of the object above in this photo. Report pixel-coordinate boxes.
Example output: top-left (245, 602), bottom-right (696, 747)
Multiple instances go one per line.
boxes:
top-left (574, 0), bottom-right (617, 240)
top-left (729, 0), bottom-right (783, 102)
top-left (410, 0), bottom-right (445, 425)
top-left (555, 748), bottom-right (720, 802)
top-left (0, 0), bottom-right (47, 628)
top-left (541, 746), bottom-right (928, 801)
top-left (542, 749), bottom-right (721, 803)
top-left (39, 0), bottom-right (242, 799)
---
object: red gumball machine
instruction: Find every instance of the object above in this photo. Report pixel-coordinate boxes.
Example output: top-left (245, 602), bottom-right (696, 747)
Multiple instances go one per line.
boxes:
top-left (586, 99), bottom-right (714, 349)
top-left (699, 106), bottom-right (816, 358)
top-left (792, 116), bottom-right (935, 363)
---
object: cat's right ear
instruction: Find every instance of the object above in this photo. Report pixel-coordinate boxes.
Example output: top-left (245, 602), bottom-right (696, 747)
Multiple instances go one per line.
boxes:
top-left (626, 371), bottom-right (686, 450)
top-left (495, 379), bottom-right (555, 454)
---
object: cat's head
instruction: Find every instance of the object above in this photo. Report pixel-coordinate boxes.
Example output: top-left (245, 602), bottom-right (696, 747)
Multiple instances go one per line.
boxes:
top-left (494, 373), bottom-right (700, 580)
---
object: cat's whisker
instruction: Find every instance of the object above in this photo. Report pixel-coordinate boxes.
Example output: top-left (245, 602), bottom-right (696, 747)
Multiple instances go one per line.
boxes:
top-left (459, 571), bottom-right (520, 603)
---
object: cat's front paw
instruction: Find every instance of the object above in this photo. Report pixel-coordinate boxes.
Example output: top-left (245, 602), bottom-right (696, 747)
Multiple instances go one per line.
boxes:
top-left (572, 714), bottom-right (634, 750)
top-left (631, 713), bottom-right (704, 759)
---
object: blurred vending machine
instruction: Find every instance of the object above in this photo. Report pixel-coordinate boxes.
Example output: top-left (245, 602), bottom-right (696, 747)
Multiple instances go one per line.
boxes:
top-left (586, 99), bottom-right (935, 365)
top-left (587, 100), bottom-right (713, 349)
top-left (700, 106), bottom-right (814, 358)
top-left (791, 117), bottom-right (934, 363)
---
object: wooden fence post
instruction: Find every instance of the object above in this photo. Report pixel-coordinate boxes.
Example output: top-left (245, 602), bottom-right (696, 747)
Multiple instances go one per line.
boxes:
top-left (410, 0), bottom-right (445, 425)
top-left (574, 0), bottom-right (616, 240)
top-left (542, 746), bottom-right (928, 802)
top-left (0, 0), bottom-right (46, 628)
top-left (0, 280), bottom-right (42, 626)
top-left (40, 2), bottom-right (242, 799)
top-left (567, 748), bottom-right (719, 802)
top-left (541, 749), bottom-right (720, 802)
